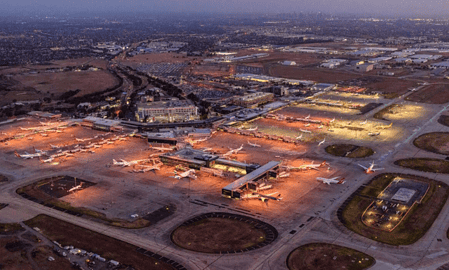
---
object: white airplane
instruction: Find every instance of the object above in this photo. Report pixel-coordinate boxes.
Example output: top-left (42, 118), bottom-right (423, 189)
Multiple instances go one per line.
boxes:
top-left (40, 157), bottom-right (54, 163)
top-left (304, 123), bottom-right (311, 127)
top-left (299, 129), bottom-right (312, 134)
top-left (318, 125), bottom-right (324, 129)
top-left (318, 138), bottom-right (326, 146)
top-left (223, 144), bottom-right (244, 157)
top-left (368, 132), bottom-right (380, 136)
top-left (40, 133), bottom-right (48, 137)
top-left (245, 126), bottom-right (258, 131)
top-left (296, 134), bottom-right (303, 140)
top-left (277, 172), bottom-right (290, 178)
top-left (376, 123), bottom-right (393, 129)
top-left (93, 144), bottom-right (101, 148)
top-left (242, 192), bottom-right (282, 202)
top-left (15, 151), bottom-right (43, 159)
top-left (289, 161), bottom-right (327, 171)
top-left (50, 144), bottom-right (61, 149)
top-left (34, 148), bottom-right (47, 154)
top-left (330, 118), bottom-right (335, 123)
top-left (305, 114), bottom-right (311, 120)
top-left (39, 121), bottom-right (53, 126)
top-left (150, 145), bottom-right (174, 152)
top-left (68, 182), bottom-right (84, 192)
top-left (358, 161), bottom-right (384, 174)
top-left (316, 176), bottom-right (345, 185)
top-left (174, 169), bottom-right (197, 179)
top-left (112, 159), bottom-right (147, 167)
top-left (131, 164), bottom-right (161, 173)
top-left (76, 138), bottom-right (92, 142)
top-left (361, 119), bottom-right (368, 125)
top-left (247, 141), bottom-right (261, 147)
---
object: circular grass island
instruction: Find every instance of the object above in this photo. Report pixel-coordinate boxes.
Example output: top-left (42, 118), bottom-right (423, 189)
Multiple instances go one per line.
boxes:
top-left (171, 212), bottom-right (278, 254)
top-left (287, 243), bottom-right (375, 270)
top-left (438, 115), bottom-right (449, 127)
top-left (325, 144), bottom-right (374, 158)
top-left (414, 132), bottom-right (449, 155)
top-left (394, 158), bottom-right (449, 174)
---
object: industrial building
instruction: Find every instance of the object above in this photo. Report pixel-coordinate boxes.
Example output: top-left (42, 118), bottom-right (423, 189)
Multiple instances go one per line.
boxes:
top-left (81, 117), bottom-right (123, 132)
top-left (136, 100), bottom-right (199, 123)
top-left (233, 92), bottom-right (274, 108)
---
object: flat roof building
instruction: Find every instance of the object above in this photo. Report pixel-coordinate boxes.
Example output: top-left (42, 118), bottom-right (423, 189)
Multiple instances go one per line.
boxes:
top-left (136, 100), bottom-right (199, 123)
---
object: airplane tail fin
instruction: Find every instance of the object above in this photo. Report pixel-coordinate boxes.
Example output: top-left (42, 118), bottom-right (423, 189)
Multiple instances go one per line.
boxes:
top-left (338, 178), bottom-right (345, 184)
top-left (14, 151), bottom-right (20, 158)
top-left (112, 159), bottom-right (118, 164)
top-left (320, 161), bottom-right (327, 167)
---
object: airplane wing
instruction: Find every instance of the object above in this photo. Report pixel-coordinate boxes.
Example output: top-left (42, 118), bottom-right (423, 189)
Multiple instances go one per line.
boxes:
top-left (372, 168), bottom-right (385, 171)
top-left (357, 164), bottom-right (368, 170)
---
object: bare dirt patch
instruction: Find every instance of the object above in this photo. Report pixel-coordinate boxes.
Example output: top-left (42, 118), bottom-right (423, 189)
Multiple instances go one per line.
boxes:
top-left (414, 132), bottom-right (449, 155)
top-left (25, 215), bottom-right (175, 270)
top-left (406, 84), bottom-right (449, 104)
top-left (287, 243), bottom-right (375, 270)
top-left (0, 237), bottom-right (33, 270)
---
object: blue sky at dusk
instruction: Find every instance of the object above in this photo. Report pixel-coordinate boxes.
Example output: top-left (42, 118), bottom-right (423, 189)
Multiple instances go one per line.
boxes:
top-left (2, 0), bottom-right (449, 16)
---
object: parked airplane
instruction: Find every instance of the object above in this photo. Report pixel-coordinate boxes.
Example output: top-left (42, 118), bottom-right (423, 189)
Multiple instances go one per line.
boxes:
top-left (244, 126), bottom-right (258, 131)
top-left (376, 123), bottom-right (393, 129)
top-left (316, 176), bottom-right (345, 185)
top-left (174, 169), bottom-right (197, 179)
top-left (68, 182), bottom-right (83, 192)
top-left (131, 164), bottom-right (161, 173)
top-left (242, 192), bottom-right (282, 202)
top-left (358, 161), bottom-right (384, 174)
top-left (75, 138), bottom-right (92, 142)
top-left (330, 118), bottom-right (335, 123)
top-left (247, 141), bottom-right (261, 147)
top-left (368, 132), bottom-right (380, 136)
top-left (304, 123), bottom-right (311, 127)
top-left (318, 138), bottom-right (326, 146)
top-left (150, 145), bottom-right (174, 152)
top-left (296, 134), bottom-right (303, 140)
top-left (112, 159), bottom-right (148, 167)
top-left (289, 161), bottom-right (327, 171)
top-left (277, 172), bottom-right (290, 178)
top-left (299, 129), bottom-right (312, 134)
top-left (40, 133), bottom-right (48, 137)
top-left (15, 151), bottom-right (43, 159)
top-left (50, 144), bottom-right (61, 149)
top-left (318, 125), bottom-right (324, 129)
top-left (305, 114), bottom-right (311, 120)
top-left (361, 119), bottom-right (368, 125)
top-left (223, 144), bottom-right (244, 157)
top-left (40, 157), bottom-right (54, 163)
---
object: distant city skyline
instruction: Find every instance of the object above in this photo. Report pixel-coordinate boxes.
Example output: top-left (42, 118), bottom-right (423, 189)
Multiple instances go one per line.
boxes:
top-left (3, 0), bottom-right (449, 17)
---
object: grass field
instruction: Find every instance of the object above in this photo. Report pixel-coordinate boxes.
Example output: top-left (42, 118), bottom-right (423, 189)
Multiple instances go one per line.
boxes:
top-left (395, 158), bottom-right (449, 174)
top-left (341, 173), bottom-right (449, 245)
top-left (414, 132), bottom-right (449, 155)
top-left (24, 215), bottom-right (174, 270)
top-left (286, 243), bottom-right (375, 270)
top-left (0, 223), bottom-right (24, 235)
top-left (171, 217), bottom-right (266, 253)
top-left (438, 115), bottom-right (449, 127)
top-left (325, 144), bottom-right (374, 158)
top-left (406, 84), bottom-right (449, 104)
top-left (269, 66), bottom-right (360, 83)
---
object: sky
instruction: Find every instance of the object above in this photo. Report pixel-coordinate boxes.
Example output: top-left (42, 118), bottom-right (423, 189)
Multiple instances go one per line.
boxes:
top-left (3, 0), bottom-right (449, 17)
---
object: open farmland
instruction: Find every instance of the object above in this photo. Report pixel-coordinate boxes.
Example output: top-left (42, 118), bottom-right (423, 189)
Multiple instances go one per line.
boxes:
top-left (10, 70), bottom-right (118, 98)
top-left (269, 66), bottom-right (360, 83)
